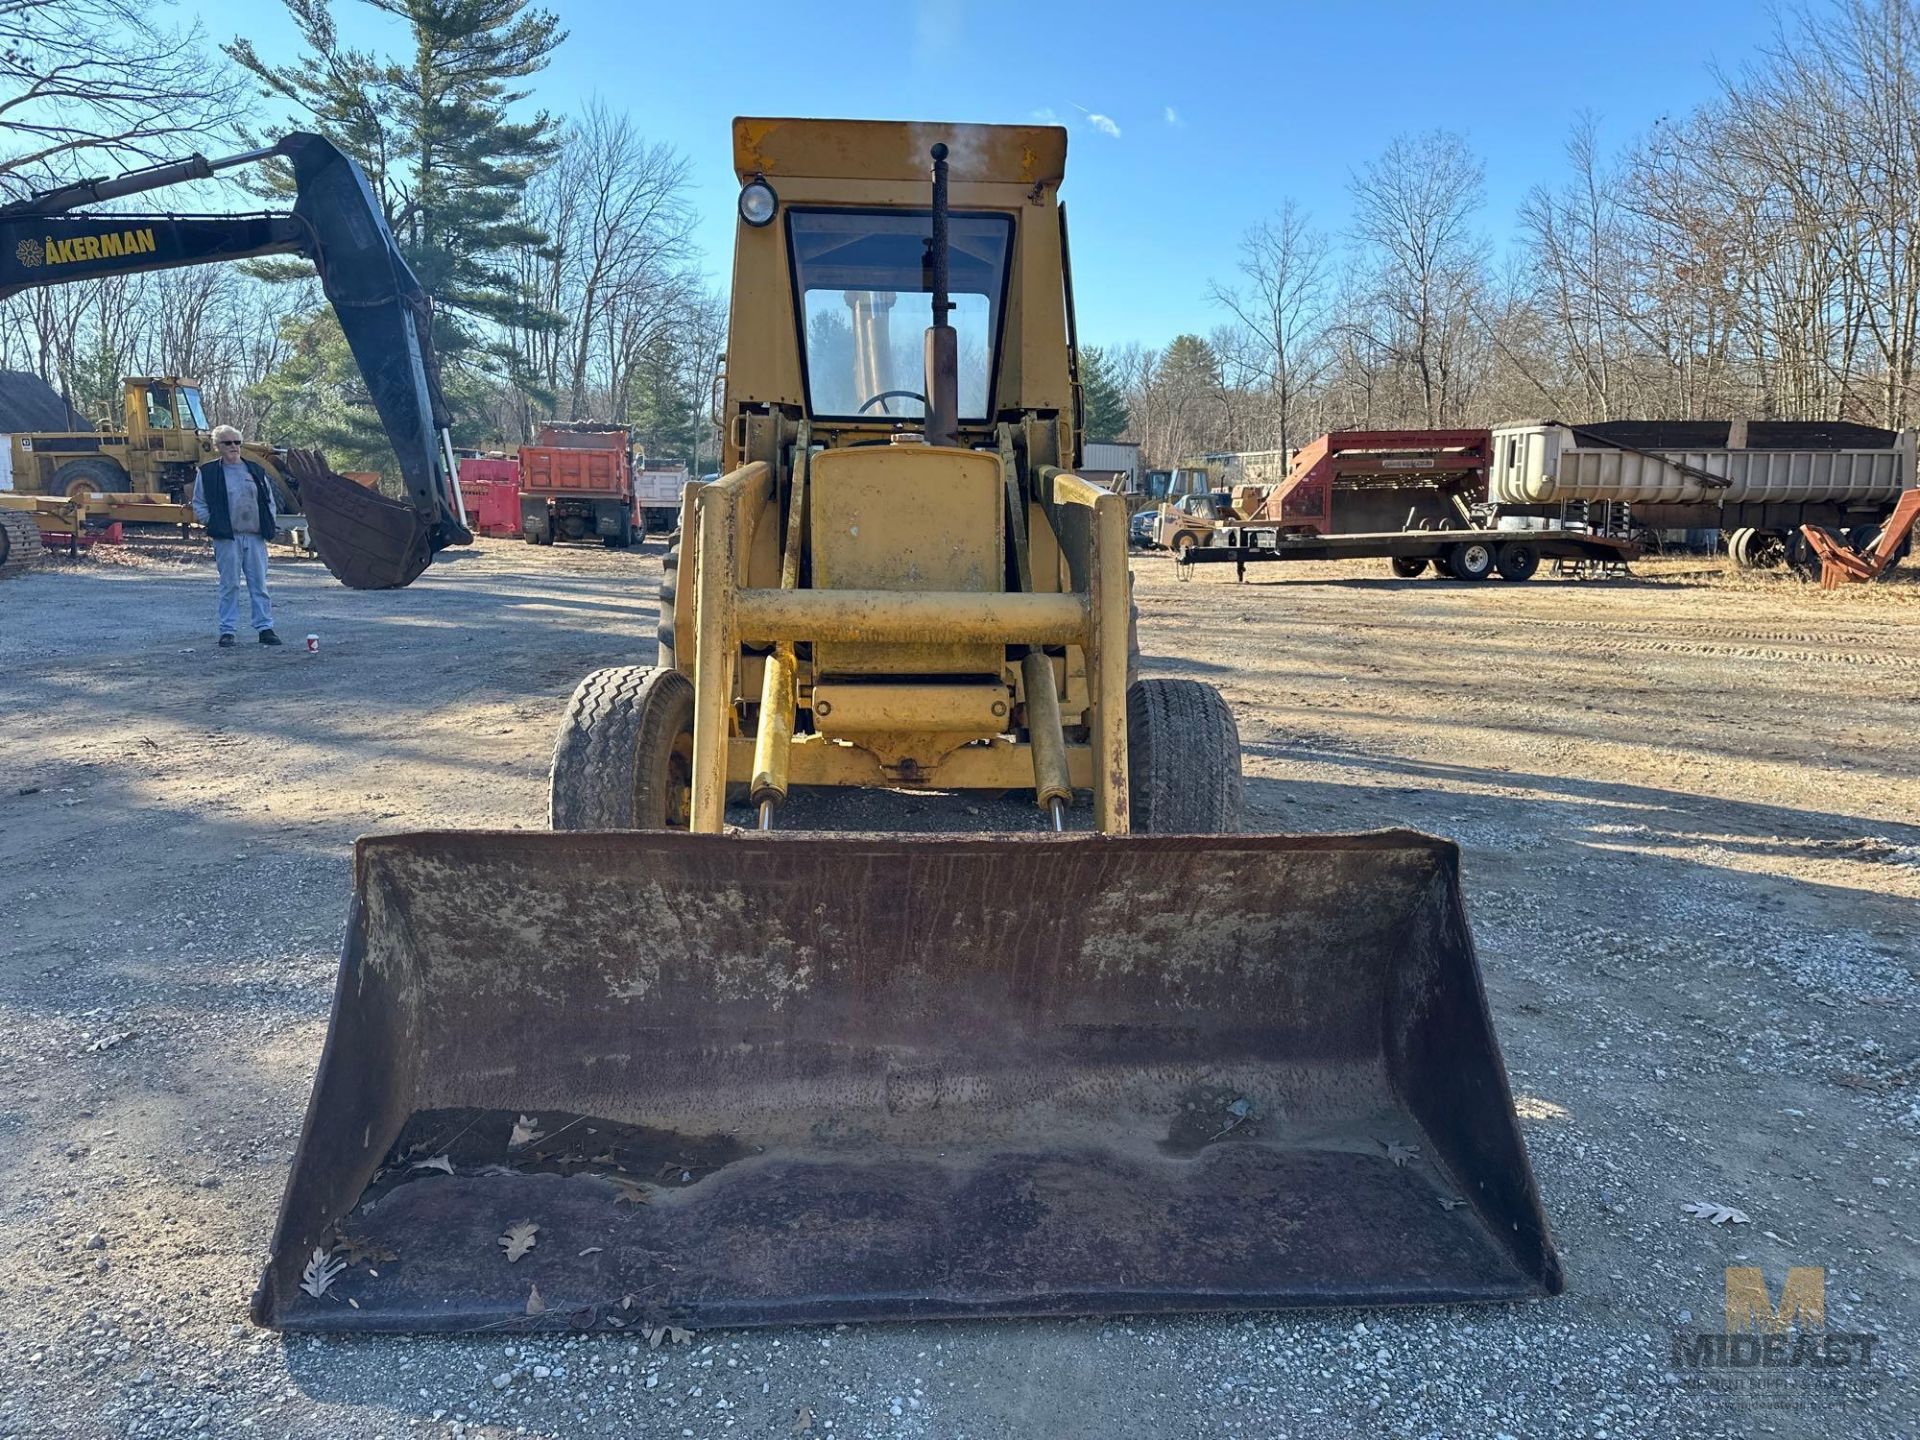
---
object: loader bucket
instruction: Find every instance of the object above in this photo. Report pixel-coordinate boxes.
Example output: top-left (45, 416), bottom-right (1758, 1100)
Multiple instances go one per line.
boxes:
top-left (289, 450), bottom-right (434, 590)
top-left (254, 830), bottom-right (1562, 1333)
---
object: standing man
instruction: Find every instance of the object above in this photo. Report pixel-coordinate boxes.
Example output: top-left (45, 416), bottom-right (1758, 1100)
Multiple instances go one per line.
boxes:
top-left (192, 425), bottom-right (283, 647)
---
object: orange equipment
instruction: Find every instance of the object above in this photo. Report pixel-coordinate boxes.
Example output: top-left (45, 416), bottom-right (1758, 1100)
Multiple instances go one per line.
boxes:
top-left (1800, 489), bottom-right (1920, 588)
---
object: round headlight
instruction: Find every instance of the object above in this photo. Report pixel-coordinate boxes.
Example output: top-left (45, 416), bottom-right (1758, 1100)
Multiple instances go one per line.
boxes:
top-left (739, 178), bottom-right (777, 227)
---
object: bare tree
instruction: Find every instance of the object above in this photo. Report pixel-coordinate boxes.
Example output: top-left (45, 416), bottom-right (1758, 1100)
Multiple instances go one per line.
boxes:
top-left (1346, 130), bottom-right (1490, 426)
top-left (1519, 113), bottom-right (1629, 418)
top-left (505, 102), bottom-right (698, 432)
top-left (1209, 200), bottom-right (1331, 453)
top-left (0, 0), bottom-right (240, 193)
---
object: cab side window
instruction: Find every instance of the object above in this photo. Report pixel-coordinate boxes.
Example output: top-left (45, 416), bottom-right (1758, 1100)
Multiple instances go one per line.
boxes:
top-left (146, 386), bottom-right (176, 429)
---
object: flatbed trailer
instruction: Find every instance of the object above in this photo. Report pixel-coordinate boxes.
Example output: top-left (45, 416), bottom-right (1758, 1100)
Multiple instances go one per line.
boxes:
top-left (1183, 524), bottom-right (1639, 582)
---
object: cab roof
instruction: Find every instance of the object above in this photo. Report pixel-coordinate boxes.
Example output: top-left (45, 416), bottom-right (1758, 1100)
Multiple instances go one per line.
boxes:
top-left (732, 118), bottom-right (1067, 188)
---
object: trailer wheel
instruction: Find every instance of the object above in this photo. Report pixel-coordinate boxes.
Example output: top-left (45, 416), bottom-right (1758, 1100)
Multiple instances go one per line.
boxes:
top-left (1442, 540), bottom-right (1495, 581)
top-left (1747, 530), bottom-right (1788, 569)
top-left (1390, 555), bottom-right (1427, 578)
top-left (1726, 527), bottom-right (1754, 568)
top-left (550, 665), bottom-right (695, 830)
top-left (1127, 679), bottom-right (1242, 833)
top-left (658, 539), bottom-right (679, 666)
top-left (1846, 524), bottom-right (1882, 554)
top-left (1494, 542), bottom-right (1540, 582)
top-left (1785, 530), bottom-right (1823, 581)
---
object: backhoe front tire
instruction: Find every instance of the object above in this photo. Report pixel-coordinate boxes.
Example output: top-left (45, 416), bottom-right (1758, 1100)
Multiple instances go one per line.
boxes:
top-left (1127, 679), bottom-right (1242, 833)
top-left (657, 539), bottom-right (679, 667)
top-left (549, 665), bottom-right (696, 830)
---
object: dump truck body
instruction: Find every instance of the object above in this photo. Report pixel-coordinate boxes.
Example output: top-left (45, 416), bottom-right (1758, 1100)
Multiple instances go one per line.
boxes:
top-left (633, 460), bottom-right (690, 533)
top-left (518, 425), bottom-right (637, 547)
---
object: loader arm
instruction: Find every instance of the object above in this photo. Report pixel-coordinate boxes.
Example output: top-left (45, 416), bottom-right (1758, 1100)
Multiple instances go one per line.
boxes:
top-left (0, 134), bottom-right (470, 589)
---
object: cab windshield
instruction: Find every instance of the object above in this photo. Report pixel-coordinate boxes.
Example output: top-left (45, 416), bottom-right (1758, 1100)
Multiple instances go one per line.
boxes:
top-left (180, 387), bottom-right (209, 429)
top-left (787, 208), bottom-right (1012, 422)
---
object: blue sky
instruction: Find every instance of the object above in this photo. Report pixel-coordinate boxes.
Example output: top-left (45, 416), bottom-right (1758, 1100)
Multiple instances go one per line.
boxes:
top-left (195, 0), bottom-right (1783, 350)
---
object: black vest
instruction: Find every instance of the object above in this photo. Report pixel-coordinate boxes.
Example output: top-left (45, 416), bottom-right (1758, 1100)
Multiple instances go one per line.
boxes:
top-left (198, 459), bottom-right (275, 540)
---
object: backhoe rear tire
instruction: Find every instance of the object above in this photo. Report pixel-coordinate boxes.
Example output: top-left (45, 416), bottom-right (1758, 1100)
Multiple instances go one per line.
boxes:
top-left (1390, 555), bottom-right (1427, 578)
top-left (550, 665), bottom-right (696, 831)
top-left (1127, 679), bottom-right (1242, 834)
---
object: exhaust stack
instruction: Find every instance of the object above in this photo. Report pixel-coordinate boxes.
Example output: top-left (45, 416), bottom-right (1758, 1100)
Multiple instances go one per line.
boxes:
top-left (923, 143), bottom-right (959, 448)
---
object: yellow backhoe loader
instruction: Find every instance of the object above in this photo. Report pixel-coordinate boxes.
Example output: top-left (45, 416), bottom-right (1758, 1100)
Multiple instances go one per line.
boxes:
top-left (255, 119), bottom-right (1561, 1333)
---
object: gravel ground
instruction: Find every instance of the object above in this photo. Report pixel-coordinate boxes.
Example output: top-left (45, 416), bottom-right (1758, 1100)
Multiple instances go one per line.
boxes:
top-left (0, 536), bottom-right (1914, 1439)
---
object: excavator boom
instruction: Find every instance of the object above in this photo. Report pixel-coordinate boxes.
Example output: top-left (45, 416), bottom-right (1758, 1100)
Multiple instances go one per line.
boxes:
top-left (0, 134), bottom-right (469, 588)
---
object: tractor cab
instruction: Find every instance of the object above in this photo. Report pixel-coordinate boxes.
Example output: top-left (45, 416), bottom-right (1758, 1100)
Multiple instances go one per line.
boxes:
top-left (125, 377), bottom-right (209, 447)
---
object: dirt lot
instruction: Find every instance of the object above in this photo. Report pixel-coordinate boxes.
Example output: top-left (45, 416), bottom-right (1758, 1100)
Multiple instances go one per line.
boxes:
top-left (0, 537), bottom-right (1914, 1439)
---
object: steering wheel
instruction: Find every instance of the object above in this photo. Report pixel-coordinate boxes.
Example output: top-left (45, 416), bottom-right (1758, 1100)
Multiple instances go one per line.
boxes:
top-left (857, 389), bottom-right (927, 415)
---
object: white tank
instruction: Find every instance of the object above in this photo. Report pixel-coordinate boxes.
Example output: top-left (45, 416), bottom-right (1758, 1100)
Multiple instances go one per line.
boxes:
top-left (1489, 422), bottom-right (1911, 506)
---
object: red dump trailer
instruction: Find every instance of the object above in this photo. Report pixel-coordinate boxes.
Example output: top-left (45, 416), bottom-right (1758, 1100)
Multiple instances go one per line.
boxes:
top-left (517, 424), bottom-right (636, 547)
top-left (456, 457), bottom-right (521, 537)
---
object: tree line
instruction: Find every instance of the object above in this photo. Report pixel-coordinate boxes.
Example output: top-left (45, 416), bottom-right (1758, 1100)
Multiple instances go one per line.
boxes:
top-left (7, 1), bottom-right (1920, 475)
top-left (1082, 0), bottom-right (1920, 465)
top-left (0, 0), bottom-right (722, 473)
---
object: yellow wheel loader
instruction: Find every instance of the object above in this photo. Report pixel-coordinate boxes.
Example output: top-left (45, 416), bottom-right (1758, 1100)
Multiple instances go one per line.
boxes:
top-left (254, 119), bottom-right (1562, 1333)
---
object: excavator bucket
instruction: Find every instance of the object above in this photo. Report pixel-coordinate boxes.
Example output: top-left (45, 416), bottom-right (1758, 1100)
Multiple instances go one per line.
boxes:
top-left (254, 829), bottom-right (1562, 1333)
top-left (289, 450), bottom-right (434, 590)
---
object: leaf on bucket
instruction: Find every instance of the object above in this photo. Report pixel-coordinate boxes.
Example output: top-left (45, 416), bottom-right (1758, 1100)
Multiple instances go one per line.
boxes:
top-left (1683, 1201), bottom-right (1750, 1226)
top-left (410, 1153), bottom-right (454, 1175)
top-left (1438, 1196), bottom-right (1466, 1212)
top-left (578, 1246), bottom-right (604, 1257)
top-left (299, 1247), bottom-right (347, 1298)
top-left (590, 1150), bottom-right (617, 1166)
top-left (609, 1178), bottom-right (652, 1207)
top-left (1383, 1141), bottom-right (1420, 1168)
top-left (793, 1406), bottom-right (814, 1433)
top-left (331, 1233), bottom-right (396, 1268)
top-left (509, 1115), bottom-right (545, 1148)
top-left (499, 1221), bottom-right (540, 1262)
top-left (525, 1283), bottom-right (546, 1315)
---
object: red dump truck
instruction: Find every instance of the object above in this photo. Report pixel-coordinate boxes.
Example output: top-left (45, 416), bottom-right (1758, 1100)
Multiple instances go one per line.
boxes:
top-left (518, 423), bottom-right (637, 547)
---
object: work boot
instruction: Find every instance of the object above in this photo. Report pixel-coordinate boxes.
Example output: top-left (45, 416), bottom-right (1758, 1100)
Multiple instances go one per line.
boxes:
top-left (218, 634), bottom-right (236, 648)
top-left (258, 629), bottom-right (284, 646)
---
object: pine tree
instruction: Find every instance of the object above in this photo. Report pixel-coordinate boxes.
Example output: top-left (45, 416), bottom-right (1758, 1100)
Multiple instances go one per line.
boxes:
top-left (1079, 344), bottom-right (1131, 441)
top-left (226, 0), bottom-right (566, 440)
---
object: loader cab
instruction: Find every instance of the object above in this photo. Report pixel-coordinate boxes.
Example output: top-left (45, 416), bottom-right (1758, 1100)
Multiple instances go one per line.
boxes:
top-left (787, 207), bottom-right (1013, 424)
top-left (721, 118), bottom-right (1074, 468)
top-left (125, 377), bottom-right (209, 455)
